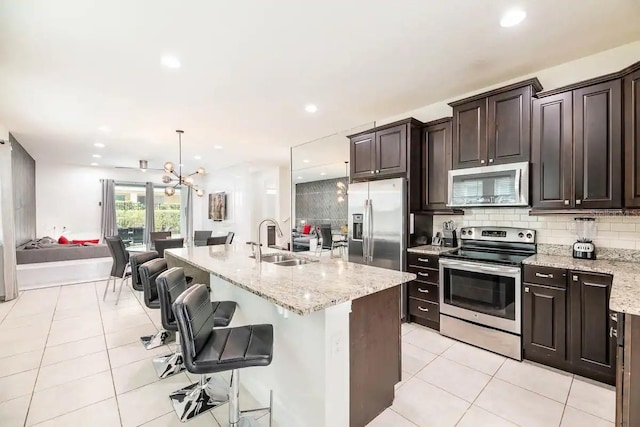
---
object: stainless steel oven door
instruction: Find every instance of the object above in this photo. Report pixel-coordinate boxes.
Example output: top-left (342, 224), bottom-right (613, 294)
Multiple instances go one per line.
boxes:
top-left (439, 258), bottom-right (521, 334)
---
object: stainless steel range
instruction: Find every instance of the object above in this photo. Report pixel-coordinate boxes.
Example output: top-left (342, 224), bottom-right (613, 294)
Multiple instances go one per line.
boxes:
top-left (439, 226), bottom-right (536, 360)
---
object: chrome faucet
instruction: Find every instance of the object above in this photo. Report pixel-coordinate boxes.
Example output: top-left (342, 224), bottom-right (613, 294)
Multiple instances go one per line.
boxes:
top-left (251, 218), bottom-right (284, 262)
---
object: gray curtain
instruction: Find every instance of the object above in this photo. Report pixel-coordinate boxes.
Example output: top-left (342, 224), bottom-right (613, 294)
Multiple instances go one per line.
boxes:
top-left (143, 182), bottom-right (155, 246)
top-left (0, 140), bottom-right (18, 300)
top-left (100, 179), bottom-right (117, 241)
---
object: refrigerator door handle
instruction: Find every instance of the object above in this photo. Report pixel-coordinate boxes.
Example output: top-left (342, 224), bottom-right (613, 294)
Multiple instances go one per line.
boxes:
top-left (368, 199), bottom-right (374, 262)
top-left (362, 199), bottom-right (369, 264)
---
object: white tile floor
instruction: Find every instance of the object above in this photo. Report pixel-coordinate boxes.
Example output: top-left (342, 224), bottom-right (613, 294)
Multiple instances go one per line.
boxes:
top-left (368, 322), bottom-right (616, 427)
top-left (0, 283), bottom-right (616, 427)
top-left (0, 281), bottom-right (268, 427)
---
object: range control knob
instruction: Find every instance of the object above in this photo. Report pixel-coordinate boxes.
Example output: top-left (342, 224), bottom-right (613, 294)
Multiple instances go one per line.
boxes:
top-left (518, 232), bottom-right (524, 238)
top-left (461, 230), bottom-right (467, 235)
top-left (467, 230), bottom-right (472, 235)
top-left (526, 233), bottom-right (533, 239)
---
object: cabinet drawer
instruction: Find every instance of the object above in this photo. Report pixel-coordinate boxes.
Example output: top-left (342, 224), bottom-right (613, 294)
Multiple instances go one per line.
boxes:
top-left (408, 281), bottom-right (438, 303)
top-left (409, 298), bottom-right (439, 323)
top-left (523, 265), bottom-right (567, 288)
top-left (407, 253), bottom-right (439, 269)
top-left (408, 266), bottom-right (439, 284)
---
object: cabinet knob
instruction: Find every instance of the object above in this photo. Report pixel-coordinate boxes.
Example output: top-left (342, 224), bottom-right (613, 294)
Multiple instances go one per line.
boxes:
top-left (576, 199), bottom-right (582, 205)
top-left (610, 327), bottom-right (618, 338)
top-left (564, 200), bottom-right (570, 205)
top-left (481, 160), bottom-right (486, 164)
top-left (489, 158), bottom-right (494, 163)
top-left (417, 288), bottom-right (429, 293)
top-left (376, 170), bottom-right (380, 173)
top-left (417, 306), bottom-right (429, 312)
top-left (572, 275), bottom-right (579, 282)
top-left (370, 171), bottom-right (375, 174)
top-left (611, 313), bottom-right (618, 322)
top-left (524, 287), bottom-right (530, 293)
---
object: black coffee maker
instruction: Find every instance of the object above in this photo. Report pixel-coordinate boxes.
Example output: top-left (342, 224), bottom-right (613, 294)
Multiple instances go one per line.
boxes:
top-left (442, 220), bottom-right (458, 247)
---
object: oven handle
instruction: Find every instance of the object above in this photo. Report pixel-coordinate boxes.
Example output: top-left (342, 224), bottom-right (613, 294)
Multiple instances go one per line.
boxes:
top-left (439, 258), bottom-right (521, 276)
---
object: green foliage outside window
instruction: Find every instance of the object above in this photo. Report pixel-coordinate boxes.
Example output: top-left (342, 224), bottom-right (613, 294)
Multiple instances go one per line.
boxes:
top-left (115, 201), bottom-right (181, 231)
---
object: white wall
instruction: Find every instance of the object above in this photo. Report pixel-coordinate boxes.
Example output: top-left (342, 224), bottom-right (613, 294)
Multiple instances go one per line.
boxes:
top-left (192, 164), bottom-right (282, 247)
top-left (36, 163), bottom-right (165, 239)
top-left (0, 122), bottom-right (8, 140)
top-left (379, 39), bottom-right (640, 126)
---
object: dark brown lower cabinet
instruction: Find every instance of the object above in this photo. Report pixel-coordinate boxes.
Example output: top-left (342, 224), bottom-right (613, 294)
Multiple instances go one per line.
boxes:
top-left (523, 283), bottom-right (567, 369)
top-left (407, 252), bottom-right (440, 331)
top-left (569, 271), bottom-right (616, 384)
top-left (523, 266), bottom-right (616, 385)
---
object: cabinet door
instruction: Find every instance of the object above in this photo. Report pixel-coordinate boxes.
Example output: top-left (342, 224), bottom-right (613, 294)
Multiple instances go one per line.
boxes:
top-left (531, 93), bottom-right (574, 209)
top-left (569, 271), bottom-right (616, 384)
top-left (375, 125), bottom-right (407, 176)
top-left (625, 69), bottom-right (640, 207)
top-left (350, 132), bottom-right (376, 180)
top-left (452, 99), bottom-right (487, 169)
top-left (523, 283), bottom-right (567, 367)
top-left (574, 80), bottom-right (623, 209)
top-left (423, 120), bottom-right (452, 209)
top-left (488, 86), bottom-right (532, 165)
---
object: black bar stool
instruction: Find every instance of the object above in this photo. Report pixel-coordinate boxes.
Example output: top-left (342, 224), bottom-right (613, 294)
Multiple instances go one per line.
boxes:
top-left (155, 268), bottom-right (236, 383)
top-left (130, 250), bottom-right (159, 292)
top-left (173, 283), bottom-right (273, 426)
top-left (138, 258), bottom-right (175, 349)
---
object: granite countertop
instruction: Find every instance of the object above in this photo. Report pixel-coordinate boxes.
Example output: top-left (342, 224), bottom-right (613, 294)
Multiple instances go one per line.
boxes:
top-left (523, 254), bottom-right (640, 316)
top-left (407, 245), bottom-right (457, 255)
top-left (166, 245), bottom-right (416, 316)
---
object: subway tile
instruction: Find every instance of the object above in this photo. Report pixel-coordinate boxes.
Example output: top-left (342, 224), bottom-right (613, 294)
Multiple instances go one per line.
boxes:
top-left (622, 216), bottom-right (640, 223)
top-left (596, 231), bottom-right (620, 239)
top-left (611, 223), bottom-right (637, 232)
top-left (617, 232), bottom-right (640, 241)
top-left (511, 221), bottom-right (530, 228)
top-left (520, 215), bottom-right (532, 221)
top-left (489, 214), bottom-right (504, 221)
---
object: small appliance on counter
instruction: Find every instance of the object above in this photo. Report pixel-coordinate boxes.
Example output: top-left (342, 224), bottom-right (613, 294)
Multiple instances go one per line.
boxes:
top-left (442, 220), bottom-right (458, 247)
top-left (572, 217), bottom-right (596, 260)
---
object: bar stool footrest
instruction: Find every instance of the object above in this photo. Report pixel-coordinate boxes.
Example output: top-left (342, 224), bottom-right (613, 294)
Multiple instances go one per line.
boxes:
top-left (141, 330), bottom-right (175, 349)
top-left (169, 375), bottom-right (230, 422)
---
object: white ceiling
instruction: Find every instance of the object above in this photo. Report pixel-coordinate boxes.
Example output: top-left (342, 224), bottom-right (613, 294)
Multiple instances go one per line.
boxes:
top-left (1, 0), bottom-right (639, 173)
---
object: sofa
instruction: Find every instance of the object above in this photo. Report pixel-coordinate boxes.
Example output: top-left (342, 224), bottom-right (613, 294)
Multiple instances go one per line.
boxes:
top-left (292, 226), bottom-right (321, 252)
top-left (16, 237), bottom-right (110, 264)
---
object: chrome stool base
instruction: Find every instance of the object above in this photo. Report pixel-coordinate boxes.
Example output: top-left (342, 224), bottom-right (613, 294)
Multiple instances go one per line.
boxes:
top-left (140, 330), bottom-right (175, 349)
top-left (229, 370), bottom-right (272, 427)
top-left (153, 352), bottom-right (185, 379)
top-left (170, 375), bottom-right (230, 422)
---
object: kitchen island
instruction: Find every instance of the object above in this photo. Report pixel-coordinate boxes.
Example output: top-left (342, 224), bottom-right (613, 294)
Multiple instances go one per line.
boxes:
top-left (166, 245), bottom-right (415, 427)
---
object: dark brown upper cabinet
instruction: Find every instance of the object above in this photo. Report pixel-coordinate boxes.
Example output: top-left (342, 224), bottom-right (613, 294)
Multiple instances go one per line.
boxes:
top-left (532, 79), bottom-right (623, 210)
top-left (574, 81), bottom-right (622, 209)
top-left (350, 132), bottom-right (376, 180)
top-left (531, 93), bottom-right (574, 209)
top-left (450, 79), bottom-right (542, 169)
top-left (376, 125), bottom-right (407, 176)
top-left (625, 65), bottom-right (640, 207)
top-left (569, 271), bottom-right (616, 385)
top-left (422, 118), bottom-right (452, 210)
top-left (349, 119), bottom-right (422, 182)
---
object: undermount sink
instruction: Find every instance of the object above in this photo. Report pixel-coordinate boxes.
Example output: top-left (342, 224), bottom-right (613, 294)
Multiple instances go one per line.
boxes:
top-left (249, 253), bottom-right (316, 267)
top-left (260, 254), bottom-right (298, 263)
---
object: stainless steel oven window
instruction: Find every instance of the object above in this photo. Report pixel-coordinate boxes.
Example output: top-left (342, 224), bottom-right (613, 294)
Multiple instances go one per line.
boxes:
top-left (439, 259), bottom-right (522, 334)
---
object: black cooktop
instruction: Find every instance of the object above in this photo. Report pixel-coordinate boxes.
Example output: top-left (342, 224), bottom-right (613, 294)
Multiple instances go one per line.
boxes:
top-left (440, 248), bottom-right (533, 266)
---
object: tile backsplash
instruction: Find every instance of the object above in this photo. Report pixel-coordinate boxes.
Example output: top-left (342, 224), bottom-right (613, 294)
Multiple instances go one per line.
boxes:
top-left (433, 208), bottom-right (640, 250)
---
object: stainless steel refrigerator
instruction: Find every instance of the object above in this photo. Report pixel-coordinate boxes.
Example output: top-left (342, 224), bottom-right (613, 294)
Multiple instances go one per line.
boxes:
top-left (348, 178), bottom-right (407, 318)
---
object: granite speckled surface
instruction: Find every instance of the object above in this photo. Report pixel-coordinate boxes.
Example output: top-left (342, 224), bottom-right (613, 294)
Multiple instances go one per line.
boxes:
top-left (407, 245), bottom-right (457, 255)
top-left (166, 245), bottom-right (416, 316)
top-left (523, 254), bottom-right (640, 316)
top-left (537, 244), bottom-right (640, 263)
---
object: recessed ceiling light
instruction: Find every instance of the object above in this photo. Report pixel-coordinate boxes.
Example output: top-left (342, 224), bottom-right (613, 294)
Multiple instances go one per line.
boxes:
top-left (303, 159), bottom-right (310, 163)
top-left (92, 154), bottom-right (101, 158)
top-left (297, 176), bottom-right (303, 179)
top-left (98, 125), bottom-right (110, 133)
top-left (194, 155), bottom-right (202, 160)
top-left (90, 162), bottom-right (99, 166)
top-left (320, 172), bottom-right (326, 176)
top-left (214, 145), bottom-right (223, 150)
top-left (94, 142), bottom-right (105, 148)
top-left (305, 104), bottom-right (318, 113)
top-left (500, 8), bottom-right (526, 27)
top-left (161, 55), bottom-right (181, 69)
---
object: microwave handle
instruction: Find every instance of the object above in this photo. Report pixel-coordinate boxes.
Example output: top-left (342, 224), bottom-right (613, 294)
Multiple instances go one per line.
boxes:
top-left (515, 168), bottom-right (521, 203)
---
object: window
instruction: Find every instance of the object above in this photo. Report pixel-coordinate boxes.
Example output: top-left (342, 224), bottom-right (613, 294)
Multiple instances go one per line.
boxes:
top-left (154, 187), bottom-right (181, 233)
top-left (115, 185), bottom-right (146, 247)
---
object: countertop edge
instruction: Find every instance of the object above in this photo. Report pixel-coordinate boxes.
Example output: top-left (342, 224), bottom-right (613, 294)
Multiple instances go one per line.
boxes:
top-left (166, 250), bottom-right (416, 316)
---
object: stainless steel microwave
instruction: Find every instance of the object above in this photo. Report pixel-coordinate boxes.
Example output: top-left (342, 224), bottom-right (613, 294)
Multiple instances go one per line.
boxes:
top-left (447, 162), bottom-right (529, 208)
